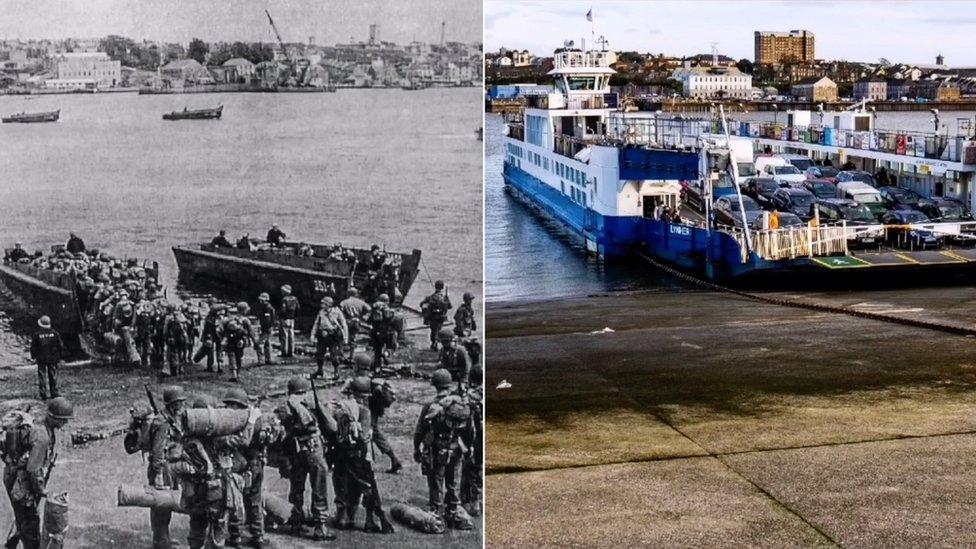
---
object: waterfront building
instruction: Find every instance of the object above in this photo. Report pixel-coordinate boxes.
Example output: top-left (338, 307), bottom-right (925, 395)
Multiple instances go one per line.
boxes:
top-left (52, 51), bottom-right (120, 88)
top-left (887, 79), bottom-right (912, 100)
top-left (791, 76), bottom-right (837, 102)
top-left (754, 30), bottom-right (815, 65)
top-left (671, 65), bottom-right (753, 99)
top-left (222, 58), bottom-right (256, 81)
top-left (916, 80), bottom-right (961, 101)
top-left (854, 77), bottom-right (887, 101)
top-left (160, 58), bottom-right (214, 86)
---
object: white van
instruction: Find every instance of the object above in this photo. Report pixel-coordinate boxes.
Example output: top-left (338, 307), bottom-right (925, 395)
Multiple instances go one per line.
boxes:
top-left (836, 181), bottom-right (886, 219)
top-left (756, 156), bottom-right (806, 186)
top-left (776, 153), bottom-right (815, 172)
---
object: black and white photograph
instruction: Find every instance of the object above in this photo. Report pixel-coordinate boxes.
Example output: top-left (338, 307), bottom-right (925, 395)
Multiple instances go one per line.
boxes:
top-left (0, 1), bottom-right (483, 547)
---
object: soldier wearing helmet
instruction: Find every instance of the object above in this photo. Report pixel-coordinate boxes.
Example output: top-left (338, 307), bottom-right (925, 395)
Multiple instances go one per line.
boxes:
top-left (221, 302), bottom-right (257, 382)
top-left (2, 397), bottom-right (73, 549)
top-left (254, 292), bottom-right (277, 366)
top-left (310, 296), bottom-right (348, 379)
top-left (453, 292), bottom-right (477, 339)
top-left (363, 363), bottom-right (402, 475)
top-left (438, 328), bottom-right (471, 386)
top-left (197, 303), bottom-right (226, 373)
top-left (339, 288), bottom-right (371, 361)
top-left (30, 315), bottom-right (64, 400)
top-left (461, 362), bottom-right (484, 518)
top-left (420, 280), bottom-right (453, 351)
top-left (147, 387), bottom-right (186, 548)
top-left (367, 294), bottom-right (397, 370)
top-left (278, 285), bottom-right (300, 359)
top-left (413, 369), bottom-right (474, 527)
top-left (220, 388), bottom-right (270, 548)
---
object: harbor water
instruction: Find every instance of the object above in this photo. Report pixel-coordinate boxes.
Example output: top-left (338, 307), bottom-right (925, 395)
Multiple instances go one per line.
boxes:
top-left (486, 110), bottom-right (976, 303)
top-left (0, 88), bottom-right (483, 366)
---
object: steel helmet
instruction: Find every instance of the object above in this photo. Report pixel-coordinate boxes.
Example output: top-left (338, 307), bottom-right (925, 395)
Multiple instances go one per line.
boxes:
top-left (377, 293), bottom-right (390, 303)
top-left (434, 280), bottom-right (445, 290)
top-left (37, 315), bottom-right (51, 328)
top-left (162, 386), bottom-right (187, 405)
top-left (431, 369), bottom-right (453, 389)
top-left (463, 292), bottom-right (475, 302)
top-left (222, 388), bottom-right (250, 408)
top-left (352, 353), bottom-right (374, 371)
top-left (287, 376), bottom-right (310, 394)
top-left (351, 376), bottom-right (372, 395)
top-left (320, 296), bottom-right (334, 307)
top-left (236, 301), bottom-right (250, 314)
top-left (258, 292), bottom-right (270, 301)
top-left (281, 284), bottom-right (292, 294)
top-left (347, 288), bottom-right (359, 297)
top-left (438, 328), bottom-right (455, 342)
top-left (47, 397), bottom-right (74, 420)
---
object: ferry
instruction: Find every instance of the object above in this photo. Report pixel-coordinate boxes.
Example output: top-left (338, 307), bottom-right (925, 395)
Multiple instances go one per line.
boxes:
top-left (501, 43), bottom-right (976, 280)
top-left (162, 105), bottom-right (223, 121)
top-left (2, 109), bottom-right (60, 123)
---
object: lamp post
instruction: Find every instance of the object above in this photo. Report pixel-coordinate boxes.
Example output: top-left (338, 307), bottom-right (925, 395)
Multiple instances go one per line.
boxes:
top-left (817, 103), bottom-right (824, 126)
top-left (772, 103), bottom-right (778, 125)
top-left (930, 108), bottom-right (940, 133)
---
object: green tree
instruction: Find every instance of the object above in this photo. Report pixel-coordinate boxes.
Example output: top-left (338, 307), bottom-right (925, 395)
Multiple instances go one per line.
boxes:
top-left (736, 58), bottom-right (754, 74)
top-left (187, 38), bottom-right (209, 64)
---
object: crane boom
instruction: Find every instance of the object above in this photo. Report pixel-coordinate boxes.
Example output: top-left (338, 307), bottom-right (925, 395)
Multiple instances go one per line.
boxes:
top-left (265, 9), bottom-right (291, 63)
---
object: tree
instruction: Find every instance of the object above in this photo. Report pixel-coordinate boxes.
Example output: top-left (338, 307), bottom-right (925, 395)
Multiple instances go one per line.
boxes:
top-left (736, 58), bottom-right (754, 74)
top-left (187, 38), bottom-right (209, 64)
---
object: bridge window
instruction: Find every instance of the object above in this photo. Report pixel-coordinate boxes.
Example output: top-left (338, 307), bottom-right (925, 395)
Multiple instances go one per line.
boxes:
top-left (567, 76), bottom-right (596, 90)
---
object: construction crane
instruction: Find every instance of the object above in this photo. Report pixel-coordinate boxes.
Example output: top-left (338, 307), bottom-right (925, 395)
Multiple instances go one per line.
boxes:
top-left (264, 9), bottom-right (309, 86)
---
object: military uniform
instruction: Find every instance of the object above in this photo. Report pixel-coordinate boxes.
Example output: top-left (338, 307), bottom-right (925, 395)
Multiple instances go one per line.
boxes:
top-left (222, 312), bottom-right (256, 381)
top-left (2, 415), bottom-right (57, 548)
top-left (439, 342), bottom-right (472, 385)
top-left (163, 312), bottom-right (190, 376)
top-left (367, 301), bottom-right (397, 370)
top-left (278, 385), bottom-right (333, 539)
top-left (29, 324), bottom-right (63, 400)
top-left (453, 302), bottom-right (477, 338)
top-left (420, 288), bottom-right (452, 350)
top-left (339, 293), bottom-right (371, 360)
top-left (225, 411), bottom-right (272, 547)
top-left (278, 292), bottom-right (300, 358)
top-left (460, 377), bottom-right (484, 516)
top-left (311, 302), bottom-right (348, 378)
top-left (368, 379), bottom-right (402, 474)
top-left (199, 308), bottom-right (225, 372)
top-left (134, 307), bottom-right (154, 368)
top-left (254, 299), bottom-right (277, 365)
top-left (148, 408), bottom-right (182, 548)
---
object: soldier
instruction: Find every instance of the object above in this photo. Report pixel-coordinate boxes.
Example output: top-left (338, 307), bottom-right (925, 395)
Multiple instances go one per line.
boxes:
top-left (453, 292), bottom-right (477, 338)
top-left (310, 297), bottom-right (348, 379)
top-left (254, 293), bottom-right (277, 365)
top-left (461, 362), bottom-right (484, 517)
top-left (276, 376), bottom-right (335, 541)
top-left (339, 288), bottom-right (371, 361)
top-left (414, 369), bottom-right (475, 528)
top-left (222, 388), bottom-right (275, 549)
top-left (199, 304), bottom-right (226, 373)
top-left (183, 303), bottom-right (202, 364)
top-left (163, 304), bottom-right (190, 376)
top-left (1, 397), bottom-right (73, 549)
top-left (148, 386), bottom-right (186, 549)
top-left (222, 302), bottom-right (256, 382)
top-left (29, 316), bottom-right (63, 400)
top-left (437, 329), bottom-right (471, 386)
top-left (278, 285), bottom-right (299, 359)
top-left (420, 280), bottom-right (452, 351)
top-left (367, 366), bottom-right (402, 475)
top-left (266, 224), bottom-right (287, 247)
top-left (134, 303), bottom-right (155, 368)
top-left (332, 376), bottom-right (394, 534)
top-left (211, 230), bottom-right (233, 248)
top-left (367, 294), bottom-right (397, 371)
top-left (150, 302), bottom-right (169, 369)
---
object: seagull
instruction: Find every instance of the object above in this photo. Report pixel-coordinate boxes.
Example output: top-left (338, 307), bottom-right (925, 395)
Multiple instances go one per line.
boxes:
top-left (496, 380), bottom-right (512, 389)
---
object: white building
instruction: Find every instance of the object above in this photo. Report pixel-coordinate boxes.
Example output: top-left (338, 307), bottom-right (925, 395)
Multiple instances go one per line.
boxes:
top-left (671, 65), bottom-right (753, 99)
top-left (52, 52), bottom-right (120, 88)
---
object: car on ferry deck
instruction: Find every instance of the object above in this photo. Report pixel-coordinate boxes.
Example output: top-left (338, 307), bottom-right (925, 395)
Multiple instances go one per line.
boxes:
top-left (776, 211), bottom-right (804, 228)
top-left (837, 182), bottom-right (887, 220)
top-left (681, 174), bottom-right (738, 213)
top-left (741, 177), bottom-right (781, 210)
top-left (803, 178), bottom-right (838, 199)
top-left (877, 186), bottom-right (934, 212)
top-left (777, 153), bottom-right (815, 172)
top-left (771, 187), bottom-right (816, 220)
top-left (917, 197), bottom-right (974, 222)
top-left (804, 165), bottom-right (839, 183)
top-left (764, 164), bottom-right (807, 187)
top-left (713, 195), bottom-right (764, 229)
top-left (836, 170), bottom-right (877, 187)
top-left (880, 209), bottom-right (944, 250)
top-left (810, 198), bottom-right (883, 247)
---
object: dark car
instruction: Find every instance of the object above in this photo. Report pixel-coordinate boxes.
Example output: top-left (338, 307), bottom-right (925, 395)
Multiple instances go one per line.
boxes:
top-left (681, 174), bottom-right (738, 213)
top-left (916, 197), bottom-right (974, 221)
top-left (877, 186), bottom-right (934, 211)
top-left (771, 187), bottom-right (816, 220)
top-left (742, 177), bottom-right (781, 210)
top-left (713, 195), bottom-right (763, 229)
top-left (836, 170), bottom-right (877, 187)
top-left (803, 178), bottom-right (838, 199)
top-left (880, 209), bottom-right (943, 249)
top-left (775, 211), bottom-right (804, 228)
top-left (804, 166), bottom-right (839, 183)
top-left (811, 198), bottom-right (882, 247)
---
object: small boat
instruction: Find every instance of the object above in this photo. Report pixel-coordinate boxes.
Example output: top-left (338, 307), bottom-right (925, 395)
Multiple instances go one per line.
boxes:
top-left (1, 109), bottom-right (60, 123)
top-left (162, 105), bottom-right (223, 121)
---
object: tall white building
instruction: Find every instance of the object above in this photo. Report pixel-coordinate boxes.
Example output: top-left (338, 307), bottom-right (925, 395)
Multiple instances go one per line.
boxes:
top-left (671, 65), bottom-right (753, 99)
top-left (50, 52), bottom-right (120, 88)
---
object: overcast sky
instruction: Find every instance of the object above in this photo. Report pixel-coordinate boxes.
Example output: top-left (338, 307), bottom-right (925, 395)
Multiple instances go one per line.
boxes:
top-left (486, 1), bottom-right (976, 66)
top-left (0, 0), bottom-right (481, 45)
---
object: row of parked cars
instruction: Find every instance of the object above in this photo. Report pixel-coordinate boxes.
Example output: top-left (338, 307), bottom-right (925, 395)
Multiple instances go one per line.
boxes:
top-left (680, 153), bottom-right (974, 250)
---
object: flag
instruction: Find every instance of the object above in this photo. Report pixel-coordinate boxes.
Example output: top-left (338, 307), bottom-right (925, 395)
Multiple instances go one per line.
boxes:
top-left (586, 8), bottom-right (592, 22)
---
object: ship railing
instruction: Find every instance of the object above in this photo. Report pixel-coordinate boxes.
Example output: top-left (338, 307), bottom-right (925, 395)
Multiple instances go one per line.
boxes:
top-left (729, 225), bottom-right (859, 261)
top-left (3, 260), bottom-right (77, 290)
top-left (730, 120), bottom-right (974, 163)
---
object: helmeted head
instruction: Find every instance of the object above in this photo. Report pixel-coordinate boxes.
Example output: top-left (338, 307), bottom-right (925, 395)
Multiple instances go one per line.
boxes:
top-left (281, 284), bottom-right (292, 295)
top-left (377, 293), bottom-right (390, 304)
top-left (222, 388), bottom-right (249, 409)
top-left (37, 315), bottom-right (51, 329)
top-left (47, 397), bottom-right (74, 426)
top-left (438, 328), bottom-right (455, 344)
top-left (434, 280), bottom-right (445, 291)
top-left (347, 288), bottom-right (359, 298)
top-left (370, 244), bottom-right (380, 252)
top-left (218, 229), bottom-right (226, 236)
top-left (463, 292), bottom-right (475, 303)
top-left (236, 301), bottom-right (249, 314)
top-left (320, 296), bottom-right (333, 308)
top-left (272, 224), bottom-right (279, 230)
top-left (258, 292), bottom-right (270, 302)
top-left (69, 232), bottom-right (77, 239)
top-left (287, 376), bottom-right (310, 395)
top-left (13, 242), bottom-right (22, 249)
top-left (162, 385), bottom-right (187, 410)
top-left (431, 369), bottom-right (453, 390)
top-left (352, 353), bottom-right (374, 372)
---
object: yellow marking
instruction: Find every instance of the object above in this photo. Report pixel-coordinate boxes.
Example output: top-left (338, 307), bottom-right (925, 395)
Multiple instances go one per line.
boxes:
top-left (941, 250), bottom-right (972, 262)
top-left (894, 253), bottom-right (920, 264)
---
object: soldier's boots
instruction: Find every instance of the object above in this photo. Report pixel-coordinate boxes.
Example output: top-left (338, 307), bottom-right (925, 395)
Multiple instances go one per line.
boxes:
top-left (310, 525), bottom-right (336, 541)
top-left (467, 500), bottom-right (483, 517)
top-left (224, 537), bottom-right (241, 548)
top-left (363, 509), bottom-right (395, 534)
top-left (244, 537), bottom-right (268, 549)
top-left (387, 457), bottom-right (402, 475)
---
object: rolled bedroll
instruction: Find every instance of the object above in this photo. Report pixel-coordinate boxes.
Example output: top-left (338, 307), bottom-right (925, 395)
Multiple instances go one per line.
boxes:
top-left (263, 493), bottom-right (292, 527)
top-left (181, 407), bottom-right (250, 437)
top-left (390, 502), bottom-right (446, 534)
top-left (117, 485), bottom-right (183, 512)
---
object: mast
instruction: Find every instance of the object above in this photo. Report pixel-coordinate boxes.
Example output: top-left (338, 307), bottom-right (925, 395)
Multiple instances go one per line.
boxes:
top-left (720, 104), bottom-right (753, 256)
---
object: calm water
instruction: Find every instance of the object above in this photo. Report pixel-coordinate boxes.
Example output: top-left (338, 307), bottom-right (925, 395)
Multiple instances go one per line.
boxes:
top-left (0, 88), bottom-right (483, 365)
top-left (485, 110), bottom-right (976, 304)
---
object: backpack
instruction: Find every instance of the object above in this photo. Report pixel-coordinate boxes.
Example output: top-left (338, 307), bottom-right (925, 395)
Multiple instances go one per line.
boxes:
top-left (371, 381), bottom-right (396, 412)
top-left (166, 315), bottom-right (188, 344)
top-left (427, 395), bottom-right (471, 430)
top-left (224, 317), bottom-right (244, 340)
top-left (333, 400), bottom-right (364, 451)
top-left (369, 306), bottom-right (387, 327)
top-left (123, 407), bottom-right (155, 455)
top-left (427, 293), bottom-right (448, 318)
